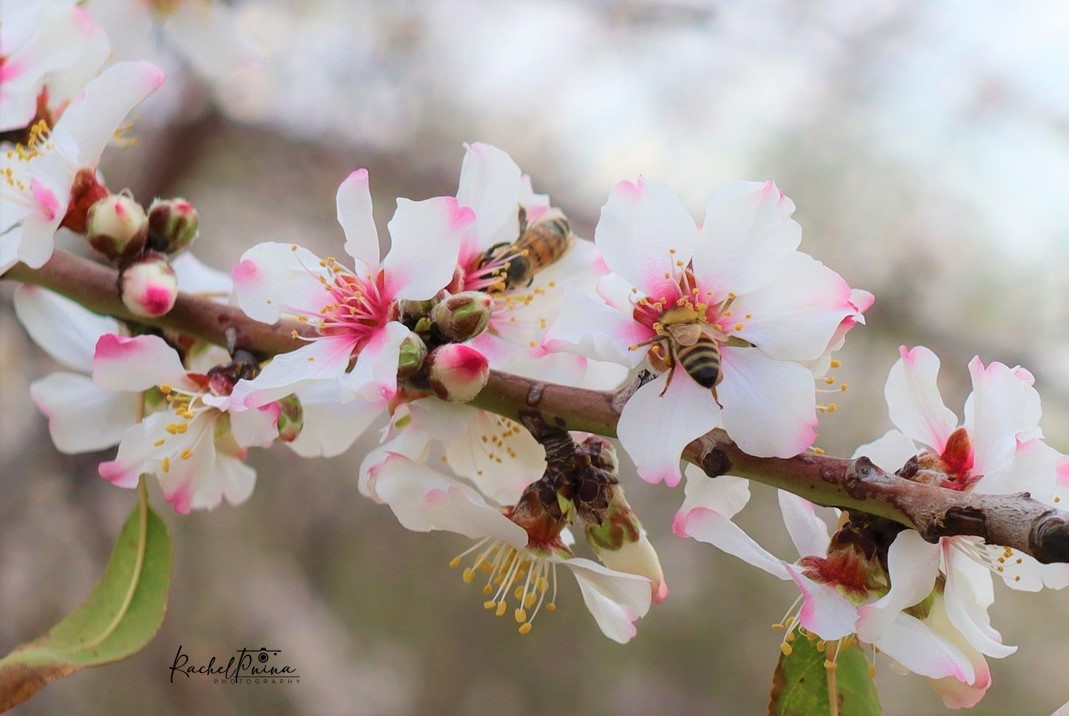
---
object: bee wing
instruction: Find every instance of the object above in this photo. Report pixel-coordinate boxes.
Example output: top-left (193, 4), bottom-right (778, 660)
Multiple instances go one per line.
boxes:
top-left (668, 323), bottom-right (702, 346)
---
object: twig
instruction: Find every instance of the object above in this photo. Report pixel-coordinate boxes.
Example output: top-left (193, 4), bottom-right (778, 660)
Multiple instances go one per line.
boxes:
top-left (7, 249), bottom-right (1069, 564)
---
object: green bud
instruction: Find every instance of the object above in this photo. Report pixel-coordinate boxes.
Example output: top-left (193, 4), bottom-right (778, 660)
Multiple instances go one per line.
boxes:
top-left (396, 333), bottom-right (428, 380)
top-left (275, 394), bottom-right (304, 443)
top-left (581, 483), bottom-right (668, 603)
top-left (87, 193), bottom-right (149, 261)
top-left (398, 297), bottom-right (437, 323)
top-left (430, 291), bottom-right (493, 342)
top-left (147, 197), bottom-right (199, 254)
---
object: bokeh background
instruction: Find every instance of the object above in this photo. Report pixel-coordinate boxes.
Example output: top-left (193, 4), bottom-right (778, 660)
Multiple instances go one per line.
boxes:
top-left (4, 1), bottom-right (1069, 714)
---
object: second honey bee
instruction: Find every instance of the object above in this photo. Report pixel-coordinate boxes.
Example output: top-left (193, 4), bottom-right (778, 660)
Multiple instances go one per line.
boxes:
top-left (478, 206), bottom-right (575, 292)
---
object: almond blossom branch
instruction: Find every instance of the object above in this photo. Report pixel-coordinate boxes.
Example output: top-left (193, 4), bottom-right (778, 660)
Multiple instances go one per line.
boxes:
top-left (8, 249), bottom-right (1069, 564)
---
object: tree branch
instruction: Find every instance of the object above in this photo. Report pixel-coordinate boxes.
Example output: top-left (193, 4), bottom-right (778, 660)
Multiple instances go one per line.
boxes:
top-left (8, 249), bottom-right (1069, 564)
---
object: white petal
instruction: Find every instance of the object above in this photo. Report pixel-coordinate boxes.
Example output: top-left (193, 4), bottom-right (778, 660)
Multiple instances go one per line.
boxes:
top-left (444, 409), bottom-right (545, 505)
top-left (171, 253), bottom-right (233, 296)
top-left (717, 347), bottom-right (817, 458)
top-left (673, 465), bottom-right (751, 531)
top-left (382, 197), bottom-right (473, 301)
top-left (15, 210), bottom-right (60, 268)
top-left (336, 169), bottom-right (380, 272)
top-left (964, 357), bottom-right (1043, 476)
top-left (730, 252), bottom-right (858, 362)
top-left (885, 346), bottom-right (958, 452)
top-left (542, 288), bottom-right (652, 368)
top-left (690, 181), bottom-right (802, 297)
top-left (851, 429), bottom-right (919, 473)
top-left (778, 491), bottom-right (831, 559)
top-left (229, 404), bottom-right (279, 448)
top-left (286, 383), bottom-right (382, 458)
top-left (873, 611), bottom-right (975, 683)
top-left (856, 531), bottom-right (940, 642)
top-left (455, 142), bottom-right (523, 252)
top-left (677, 506), bottom-right (791, 580)
top-left (923, 592), bottom-right (991, 708)
top-left (55, 61), bottom-right (164, 168)
top-left (617, 371), bottom-right (721, 487)
top-left (30, 372), bottom-right (137, 453)
top-left (943, 547), bottom-right (1016, 658)
top-left (594, 178), bottom-right (697, 298)
top-left (785, 565), bottom-right (857, 640)
top-left (231, 242), bottom-right (333, 324)
top-left (98, 411), bottom-right (200, 489)
top-left (159, 427), bottom-right (218, 514)
top-left (93, 334), bottom-right (192, 392)
top-left (211, 454), bottom-right (258, 509)
top-left (14, 284), bottom-right (119, 372)
top-left (974, 436), bottom-right (1058, 499)
top-left (229, 336), bottom-right (355, 408)
top-left (566, 557), bottom-right (652, 644)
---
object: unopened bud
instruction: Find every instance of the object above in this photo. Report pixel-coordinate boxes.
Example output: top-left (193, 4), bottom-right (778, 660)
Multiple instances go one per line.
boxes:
top-left (398, 297), bottom-right (437, 323)
top-left (274, 394), bottom-right (304, 442)
top-left (427, 344), bottom-right (489, 402)
top-left (147, 197), bottom-right (199, 254)
top-left (396, 333), bottom-right (428, 380)
top-left (119, 254), bottom-right (178, 317)
top-left (583, 484), bottom-right (668, 603)
top-left (579, 435), bottom-right (619, 475)
top-left (87, 193), bottom-right (149, 261)
top-left (430, 291), bottom-right (493, 342)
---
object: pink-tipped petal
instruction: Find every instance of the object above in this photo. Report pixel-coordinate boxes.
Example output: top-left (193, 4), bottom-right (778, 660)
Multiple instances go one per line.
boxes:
top-left (674, 467), bottom-right (751, 532)
top-left (617, 371), bottom-right (721, 487)
top-left (566, 558), bottom-right (652, 644)
top-left (856, 530), bottom-right (940, 642)
top-left (594, 177), bottom-right (698, 299)
top-left (30, 373), bottom-right (137, 453)
top-left (777, 491), bottom-right (831, 560)
top-left (943, 548), bottom-right (1016, 658)
top-left (342, 321), bottom-right (410, 402)
top-left (56, 61), bottom-right (164, 167)
top-left (784, 565), bottom-right (857, 641)
top-left (874, 611), bottom-right (975, 683)
top-left (229, 336), bottom-right (355, 408)
top-left (717, 347), bottom-right (817, 459)
top-left (455, 142), bottom-right (523, 252)
top-left (336, 169), bottom-right (380, 273)
top-left (731, 252), bottom-right (858, 362)
top-left (14, 284), bottom-right (120, 372)
top-left (383, 197), bottom-right (473, 301)
top-left (885, 346), bottom-right (959, 453)
top-left (232, 242), bottom-right (334, 324)
top-left (679, 507), bottom-right (792, 580)
top-left (93, 334), bottom-right (191, 392)
top-left (543, 289), bottom-right (654, 368)
top-left (690, 180), bottom-right (802, 297)
top-left (964, 357), bottom-right (1043, 477)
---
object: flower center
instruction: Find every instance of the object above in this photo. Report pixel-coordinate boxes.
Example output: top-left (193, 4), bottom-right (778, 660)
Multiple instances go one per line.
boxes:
top-left (296, 256), bottom-right (395, 357)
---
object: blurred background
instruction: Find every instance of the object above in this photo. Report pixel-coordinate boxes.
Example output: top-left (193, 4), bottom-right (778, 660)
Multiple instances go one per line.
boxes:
top-left (4, 0), bottom-right (1069, 713)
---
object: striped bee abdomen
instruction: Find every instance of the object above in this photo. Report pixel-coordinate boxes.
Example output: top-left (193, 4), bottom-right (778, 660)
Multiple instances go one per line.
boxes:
top-left (677, 337), bottom-right (723, 389)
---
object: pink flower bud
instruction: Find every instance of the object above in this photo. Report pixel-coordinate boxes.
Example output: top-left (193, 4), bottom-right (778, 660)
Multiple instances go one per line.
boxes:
top-left (427, 344), bottom-right (489, 402)
top-left (87, 193), bottom-right (149, 261)
top-left (120, 254), bottom-right (178, 317)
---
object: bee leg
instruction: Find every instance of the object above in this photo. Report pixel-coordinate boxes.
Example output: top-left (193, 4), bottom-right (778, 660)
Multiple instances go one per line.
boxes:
top-left (711, 386), bottom-right (723, 409)
top-left (659, 343), bottom-right (679, 397)
top-left (517, 205), bottom-right (528, 238)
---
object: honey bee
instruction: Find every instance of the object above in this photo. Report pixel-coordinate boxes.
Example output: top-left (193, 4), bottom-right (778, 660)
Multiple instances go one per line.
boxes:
top-left (478, 206), bottom-right (575, 292)
top-left (635, 306), bottom-right (726, 399)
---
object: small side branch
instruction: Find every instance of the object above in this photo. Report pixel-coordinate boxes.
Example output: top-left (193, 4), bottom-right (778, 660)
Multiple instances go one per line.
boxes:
top-left (8, 250), bottom-right (1069, 563)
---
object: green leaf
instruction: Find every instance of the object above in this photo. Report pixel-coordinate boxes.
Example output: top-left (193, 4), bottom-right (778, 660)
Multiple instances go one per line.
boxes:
top-left (769, 634), bottom-right (883, 716)
top-left (0, 490), bottom-right (172, 712)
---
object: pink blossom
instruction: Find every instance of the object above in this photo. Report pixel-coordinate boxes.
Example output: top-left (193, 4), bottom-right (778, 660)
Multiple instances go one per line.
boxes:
top-left (547, 178), bottom-right (869, 485)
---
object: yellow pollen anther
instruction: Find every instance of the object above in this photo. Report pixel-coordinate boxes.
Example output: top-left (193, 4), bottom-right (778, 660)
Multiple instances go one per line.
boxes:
top-left (824, 377), bottom-right (836, 385)
top-left (771, 623), bottom-right (785, 631)
top-left (153, 439), bottom-right (165, 447)
top-left (840, 384), bottom-right (848, 391)
top-left (812, 447), bottom-right (825, 455)
top-left (518, 623), bottom-right (533, 635)
top-left (161, 457), bottom-right (171, 473)
top-left (449, 556), bottom-right (462, 568)
top-left (545, 603), bottom-right (556, 612)
top-left (824, 660), bottom-right (837, 671)
top-left (734, 322), bottom-right (744, 331)
top-left (514, 608), bottom-right (527, 623)
top-left (1056, 496), bottom-right (1062, 503)
top-left (483, 600), bottom-right (497, 610)
top-left (180, 449), bottom-right (193, 460)
top-left (780, 643), bottom-right (793, 656)
top-left (463, 568), bottom-right (476, 583)
top-left (495, 602), bottom-right (508, 617)
top-left (830, 359), bottom-right (841, 368)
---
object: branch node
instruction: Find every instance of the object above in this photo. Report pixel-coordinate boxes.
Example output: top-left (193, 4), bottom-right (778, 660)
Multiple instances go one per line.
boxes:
top-left (700, 448), bottom-right (732, 478)
top-left (844, 456), bottom-right (876, 496)
top-left (1032, 512), bottom-right (1069, 564)
top-left (525, 382), bottom-right (546, 407)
